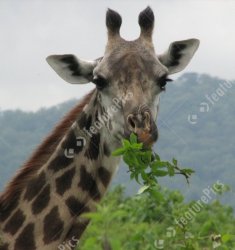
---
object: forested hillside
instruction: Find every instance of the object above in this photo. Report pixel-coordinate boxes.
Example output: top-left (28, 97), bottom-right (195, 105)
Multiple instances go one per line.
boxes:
top-left (0, 73), bottom-right (234, 208)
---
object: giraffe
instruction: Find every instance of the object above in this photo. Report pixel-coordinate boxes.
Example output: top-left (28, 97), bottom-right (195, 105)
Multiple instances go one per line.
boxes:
top-left (0, 7), bottom-right (199, 250)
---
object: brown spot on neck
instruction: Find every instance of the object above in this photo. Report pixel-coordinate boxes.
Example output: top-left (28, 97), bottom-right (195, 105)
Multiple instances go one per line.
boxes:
top-left (3, 209), bottom-right (25, 236)
top-left (14, 223), bottom-right (36, 250)
top-left (0, 243), bottom-right (9, 250)
top-left (43, 206), bottom-right (64, 244)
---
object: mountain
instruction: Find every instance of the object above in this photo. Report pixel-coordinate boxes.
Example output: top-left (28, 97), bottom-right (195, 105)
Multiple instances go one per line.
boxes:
top-left (0, 73), bottom-right (234, 208)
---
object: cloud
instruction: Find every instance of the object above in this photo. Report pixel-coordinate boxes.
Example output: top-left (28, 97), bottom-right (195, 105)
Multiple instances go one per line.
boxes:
top-left (0, 0), bottom-right (234, 110)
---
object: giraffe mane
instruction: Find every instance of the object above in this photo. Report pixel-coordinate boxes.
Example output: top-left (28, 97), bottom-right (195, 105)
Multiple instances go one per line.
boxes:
top-left (0, 89), bottom-right (95, 208)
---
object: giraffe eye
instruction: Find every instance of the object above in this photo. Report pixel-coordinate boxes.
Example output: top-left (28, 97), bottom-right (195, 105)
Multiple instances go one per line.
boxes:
top-left (92, 75), bottom-right (108, 90)
top-left (157, 77), bottom-right (172, 90)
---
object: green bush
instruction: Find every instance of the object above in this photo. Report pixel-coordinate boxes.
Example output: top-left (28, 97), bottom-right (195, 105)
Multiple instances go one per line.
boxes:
top-left (78, 134), bottom-right (235, 249)
top-left (79, 186), bottom-right (235, 250)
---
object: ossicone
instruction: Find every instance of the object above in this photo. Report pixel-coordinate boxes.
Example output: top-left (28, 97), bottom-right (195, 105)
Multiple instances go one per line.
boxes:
top-left (106, 8), bottom-right (122, 38)
top-left (138, 6), bottom-right (155, 41)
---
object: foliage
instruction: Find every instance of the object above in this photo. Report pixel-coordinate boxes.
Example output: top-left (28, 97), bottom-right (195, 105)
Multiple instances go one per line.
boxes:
top-left (112, 133), bottom-right (194, 198)
top-left (78, 186), bottom-right (235, 250)
top-left (78, 134), bottom-right (235, 249)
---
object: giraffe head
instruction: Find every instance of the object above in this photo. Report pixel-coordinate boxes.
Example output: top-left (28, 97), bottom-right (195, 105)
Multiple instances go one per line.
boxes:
top-left (47, 7), bottom-right (199, 148)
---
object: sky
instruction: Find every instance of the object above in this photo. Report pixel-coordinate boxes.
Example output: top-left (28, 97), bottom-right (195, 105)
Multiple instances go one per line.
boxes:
top-left (0, 0), bottom-right (235, 111)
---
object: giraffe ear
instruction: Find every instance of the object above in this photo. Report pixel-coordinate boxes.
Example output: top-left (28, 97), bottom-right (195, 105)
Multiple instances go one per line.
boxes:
top-left (46, 54), bottom-right (98, 84)
top-left (158, 39), bottom-right (200, 74)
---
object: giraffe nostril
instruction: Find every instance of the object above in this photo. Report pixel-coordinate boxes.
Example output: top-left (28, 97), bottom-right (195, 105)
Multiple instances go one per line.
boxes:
top-left (127, 115), bottom-right (136, 131)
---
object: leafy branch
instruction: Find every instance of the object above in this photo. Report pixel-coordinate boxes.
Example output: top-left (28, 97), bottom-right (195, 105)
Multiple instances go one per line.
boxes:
top-left (112, 133), bottom-right (195, 196)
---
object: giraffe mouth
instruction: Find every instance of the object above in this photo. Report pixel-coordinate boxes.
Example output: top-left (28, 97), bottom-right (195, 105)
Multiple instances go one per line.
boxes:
top-left (137, 128), bottom-right (158, 148)
top-left (124, 126), bottom-right (158, 149)
top-left (124, 109), bottom-right (158, 148)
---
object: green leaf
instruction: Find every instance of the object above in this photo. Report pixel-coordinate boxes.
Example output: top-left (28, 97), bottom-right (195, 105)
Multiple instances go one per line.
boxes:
top-left (111, 210), bottom-right (127, 219)
top-left (222, 234), bottom-right (234, 243)
top-left (130, 172), bottom-right (135, 180)
top-left (172, 158), bottom-right (177, 166)
top-left (112, 148), bottom-right (126, 156)
top-left (130, 133), bottom-right (137, 144)
top-left (130, 143), bottom-right (143, 150)
top-left (111, 238), bottom-right (122, 250)
top-left (134, 173), bottom-right (141, 184)
top-left (82, 237), bottom-right (98, 248)
top-left (140, 170), bottom-right (148, 180)
top-left (182, 168), bottom-right (195, 174)
top-left (139, 151), bottom-right (152, 164)
top-left (149, 188), bottom-right (164, 201)
top-left (154, 153), bottom-right (161, 161)
top-left (123, 152), bottom-right (139, 167)
top-left (123, 139), bottom-right (131, 148)
top-left (154, 170), bottom-right (168, 177)
top-left (82, 212), bottom-right (103, 221)
top-left (167, 165), bottom-right (175, 176)
top-left (137, 185), bottom-right (150, 194)
top-left (150, 161), bottom-right (166, 170)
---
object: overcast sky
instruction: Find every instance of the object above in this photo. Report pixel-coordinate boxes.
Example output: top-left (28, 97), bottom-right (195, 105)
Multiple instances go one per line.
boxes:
top-left (1, 0), bottom-right (235, 111)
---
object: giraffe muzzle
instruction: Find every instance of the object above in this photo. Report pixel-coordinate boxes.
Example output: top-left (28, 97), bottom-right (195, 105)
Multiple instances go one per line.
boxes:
top-left (126, 109), bottom-right (158, 148)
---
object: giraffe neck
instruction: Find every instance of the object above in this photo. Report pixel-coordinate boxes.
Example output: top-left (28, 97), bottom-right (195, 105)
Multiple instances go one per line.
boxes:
top-left (0, 90), bottom-right (121, 250)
